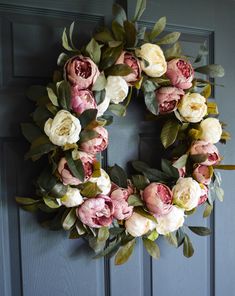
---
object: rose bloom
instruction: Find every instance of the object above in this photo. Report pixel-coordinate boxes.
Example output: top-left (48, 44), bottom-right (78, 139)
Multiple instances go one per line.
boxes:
top-left (89, 169), bottom-right (112, 195)
top-left (105, 76), bottom-right (129, 104)
top-left (177, 93), bottom-right (207, 123)
top-left (57, 187), bottom-right (83, 208)
top-left (172, 177), bottom-right (201, 211)
top-left (116, 51), bottom-right (141, 83)
top-left (77, 195), bottom-right (114, 228)
top-left (71, 86), bottom-right (97, 115)
top-left (135, 43), bottom-right (167, 77)
top-left (72, 150), bottom-right (96, 181)
top-left (155, 206), bottom-right (185, 235)
top-left (64, 55), bottom-right (99, 88)
top-left (110, 186), bottom-right (133, 220)
top-left (166, 58), bottom-right (194, 89)
top-left (156, 87), bottom-right (184, 114)
top-left (143, 183), bottom-right (173, 216)
top-left (198, 184), bottom-right (208, 205)
top-left (193, 165), bottom-right (212, 185)
top-left (199, 118), bottom-right (222, 144)
top-left (80, 126), bottom-right (108, 154)
top-left (190, 140), bottom-right (220, 166)
top-left (44, 110), bottom-right (81, 146)
top-left (125, 212), bottom-right (156, 237)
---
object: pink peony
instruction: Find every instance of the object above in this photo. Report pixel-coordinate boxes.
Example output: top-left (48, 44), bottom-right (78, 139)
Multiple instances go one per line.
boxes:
top-left (65, 55), bottom-right (99, 89)
top-left (198, 184), bottom-right (208, 205)
top-left (166, 58), bottom-right (194, 89)
top-left (57, 157), bottom-right (81, 186)
top-left (77, 195), bottom-right (114, 228)
top-left (193, 165), bottom-right (212, 185)
top-left (116, 51), bottom-right (141, 84)
top-left (190, 141), bottom-right (220, 166)
top-left (80, 126), bottom-right (108, 154)
top-left (143, 182), bottom-right (173, 216)
top-left (156, 87), bottom-right (184, 114)
top-left (71, 87), bottom-right (97, 115)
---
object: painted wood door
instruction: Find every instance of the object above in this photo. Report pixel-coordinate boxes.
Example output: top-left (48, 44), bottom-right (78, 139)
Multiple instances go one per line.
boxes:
top-left (1, 0), bottom-right (235, 295)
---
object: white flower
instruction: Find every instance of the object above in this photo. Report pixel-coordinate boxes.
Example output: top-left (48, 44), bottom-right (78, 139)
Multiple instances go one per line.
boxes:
top-left (172, 177), bottom-right (201, 211)
top-left (97, 96), bottom-right (111, 117)
top-left (177, 93), bottom-right (207, 123)
top-left (155, 206), bottom-right (185, 235)
top-left (44, 110), bottom-right (81, 146)
top-left (135, 43), bottom-right (167, 77)
top-left (57, 187), bottom-right (83, 208)
top-left (105, 76), bottom-right (129, 104)
top-left (199, 118), bottom-right (222, 144)
top-left (125, 212), bottom-right (156, 237)
top-left (89, 169), bottom-right (111, 195)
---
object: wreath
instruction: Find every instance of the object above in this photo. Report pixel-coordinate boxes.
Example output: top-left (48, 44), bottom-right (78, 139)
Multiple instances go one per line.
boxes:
top-left (17, 0), bottom-right (234, 265)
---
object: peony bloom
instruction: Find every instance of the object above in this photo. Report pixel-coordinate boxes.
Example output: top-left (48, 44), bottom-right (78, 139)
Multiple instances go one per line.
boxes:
top-left (193, 165), bottom-right (212, 185)
top-left (198, 184), bottom-right (208, 205)
top-left (44, 110), bottom-right (81, 146)
top-left (58, 157), bottom-right (81, 185)
top-left (155, 206), bottom-right (185, 235)
top-left (97, 96), bottom-right (111, 117)
top-left (135, 43), bottom-right (167, 77)
top-left (64, 55), bottom-right (99, 88)
top-left (172, 177), bottom-right (201, 211)
top-left (199, 118), bottom-right (222, 144)
top-left (110, 186), bottom-right (133, 220)
top-left (77, 195), bottom-right (114, 228)
top-left (71, 86), bottom-right (97, 115)
top-left (125, 212), bottom-right (156, 237)
top-left (72, 150), bottom-right (96, 181)
top-left (116, 51), bottom-right (141, 83)
top-left (143, 183), bottom-right (173, 216)
top-left (190, 140), bottom-right (220, 166)
top-left (105, 76), bottom-right (129, 104)
top-left (89, 169), bottom-right (112, 195)
top-left (177, 93), bottom-right (207, 123)
top-left (166, 58), bottom-right (194, 89)
top-left (156, 87), bottom-right (184, 114)
top-left (57, 187), bottom-right (83, 207)
top-left (80, 126), bottom-right (108, 154)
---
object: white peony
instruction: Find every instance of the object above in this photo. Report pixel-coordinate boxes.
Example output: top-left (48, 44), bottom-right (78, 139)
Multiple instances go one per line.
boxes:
top-left (125, 212), bottom-right (156, 237)
top-left (199, 117), bottom-right (222, 144)
top-left (44, 110), bottom-right (81, 146)
top-left (172, 177), bottom-right (201, 211)
top-left (177, 93), bottom-right (207, 123)
top-left (135, 43), bottom-right (167, 77)
top-left (57, 187), bottom-right (83, 208)
top-left (97, 96), bottom-right (111, 117)
top-left (88, 169), bottom-right (111, 195)
top-left (155, 206), bottom-right (185, 235)
top-left (105, 76), bottom-right (129, 104)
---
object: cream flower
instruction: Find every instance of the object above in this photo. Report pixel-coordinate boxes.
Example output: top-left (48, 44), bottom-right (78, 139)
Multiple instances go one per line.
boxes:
top-left (125, 212), bottom-right (156, 237)
top-left (105, 76), bottom-right (129, 104)
top-left (57, 187), bottom-right (83, 208)
top-left (199, 118), bottom-right (222, 144)
top-left (88, 169), bottom-right (111, 195)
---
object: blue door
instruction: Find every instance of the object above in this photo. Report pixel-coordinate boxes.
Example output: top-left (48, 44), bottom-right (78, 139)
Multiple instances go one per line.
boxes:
top-left (1, 0), bottom-right (235, 295)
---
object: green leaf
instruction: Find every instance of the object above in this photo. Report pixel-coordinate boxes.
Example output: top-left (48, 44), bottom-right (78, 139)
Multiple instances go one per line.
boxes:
top-left (165, 232), bottom-right (178, 247)
top-left (112, 20), bottom-right (125, 41)
top-left (143, 238), bottom-right (160, 259)
top-left (215, 186), bottom-right (224, 202)
top-left (65, 151), bottom-right (84, 182)
top-left (57, 52), bottom-right (69, 67)
top-left (21, 123), bottom-right (43, 143)
top-left (94, 30), bottom-right (114, 43)
top-left (132, 160), bottom-right (150, 173)
top-left (108, 104), bottom-right (126, 117)
top-left (86, 38), bottom-right (102, 64)
top-left (79, 109), bottom-right (97, 128)
top-left (93, 89), bottom-right (106, 105)
top-left (131, 174), bottom-right (150, 190)
top-left (128, 194), bottom-right (144, 207)
top-left (132, 0), bottom-right (146, 22)
top-left (112, 3), bottom-right (127, 25)
top-left (161, 119), bottom-right (180, 148)
top-left (94, 237), bottom-right (121, 259)
top-left (149, 16), bottom-right (166, 41)
top-left (203, 204), bottom-right (213, 218)
top-left (62, 28), bottom-right (74, 51)
top-left (172, 154), bottom-right (188, 169)
top-left (161, 159), bottom-right (179, 179)
top-left (165, 42), bottom-right (182, 59)
top-left (57, 80), bottom-right (71, 110)
top-left (214, 164), bottom-right (235, 170)
top-left (100, 45), bottom-right (123, 70)
top-left (50, 183), bottom-right (68, 199)
top-left (99, 115), bottom-right (113, 126)
top-left (147, 229), bottom-right (159, 241)
top-left (47, 87), bottom-right (59, 106)
top-left (176, 228), bottom-right (186, 247)
top-left (109, 164), bottom-right (127, 188)
top-left (124, 21), bottom-right (137, 47)
top-left (79, 130), bottom-right (99, 143)
top-left (27, 85), bottom-right (47, 102)
top-left (194, 42), bottom-right (208, 63)
top-left (142, 80), bottom-right (158, 92)
top-left (143, 168), bottom-right (170, 182)
top-left (188, 226), bottom-right (211, 236)
top-left (183, 234), bottom-right (194, 258)
top-left (195, 64), bottom-right (225, 78)
top-left (62, 208), bottom-right (77, 231)
top-left (157, 32), bottom-right (181, 45)
top-left (92, 73), bottom-right (107, 91)
top-left (98, 227), bottom-right (109, 242)
top-left (43, 196), bottom-right (60, 208)
top-left (105, 64), bottom-right (133, 76)
top-left (69, 21), bottom-right (76, 49)
top-left (80, 181), bottom-right (101, 198)
top-left (134, 207), bottom-right (157, 223)
top-left (15, 197), bottom-right (39, 205)
top-left (115, 239), bottom-right (136, 265)
top-left (144, 92), bottom-right (158, 115)
top-left (190, 154), bottom-right (208, 164)
top-left (25, 136), bottom-right (56, 161)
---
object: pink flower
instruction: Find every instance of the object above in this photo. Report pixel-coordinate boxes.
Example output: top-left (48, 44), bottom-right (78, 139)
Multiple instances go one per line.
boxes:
top-left (110, 186), bottom-right (134, 220)
top-left (198, 184), bottom-right (208, 205)
top-left (71, 87), bottom-right (97, 115)
top-left (77, 195), bottom-right (114, 228)
top-left (65, 55), bottom-right (99, 89)
top-left (166, 58), bottom-right (194, 89)
top-left (190, 141), bottom-right (220, 166)
top-left (116, 51), bottom-right (141, 84)
top-left (193, 165), bottom-right (212, 185)
top-left (80, 126), bottom-right (108, 154)
top-left (156, 87), bottom-right (184, 114)
top-left (143, 183), bottom-right (173, 216)
top-left (57, 157), bottom-right (81, 186)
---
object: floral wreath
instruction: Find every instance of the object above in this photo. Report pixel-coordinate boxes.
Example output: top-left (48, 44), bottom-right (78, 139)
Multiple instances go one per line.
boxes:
top-left (17, 0), bottom-right (234, 265)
